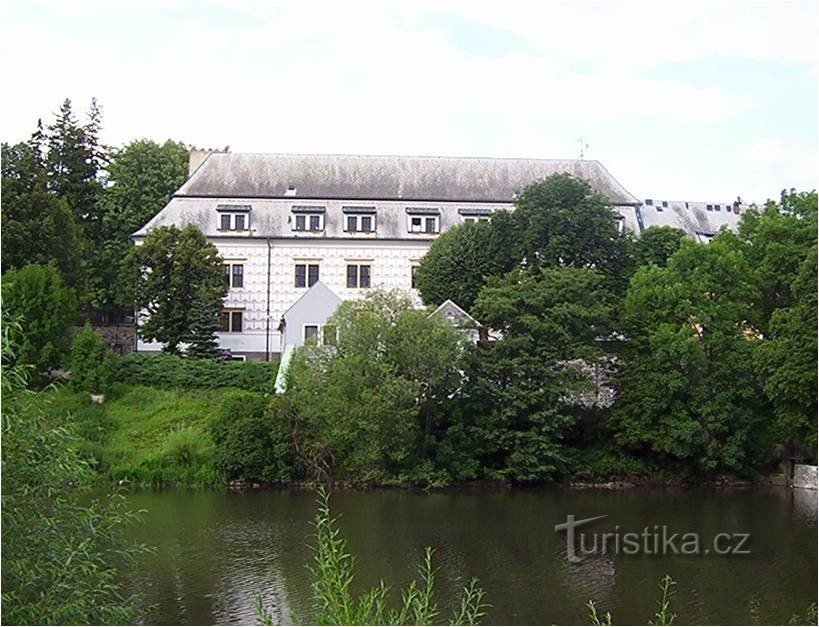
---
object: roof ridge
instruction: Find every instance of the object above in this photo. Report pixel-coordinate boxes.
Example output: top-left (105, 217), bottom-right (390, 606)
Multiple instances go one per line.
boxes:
top-left (209, 151), bottom-right (592, 164)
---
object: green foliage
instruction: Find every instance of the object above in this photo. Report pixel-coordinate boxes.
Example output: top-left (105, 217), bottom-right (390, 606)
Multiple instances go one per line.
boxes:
top-left (125, 224), bottom-right (227, 354)
top-left (70, 323), bottom-right (109, 393)
top-left (108, 352), bottom-right (279, 393)
top-left (2, 263), bottom-right (78, 378)
top-left (415, 219), bottom-right (515, 311)
top-left (415, 174), bottom-right (634, 312)
top-left (256, 488), bottom-right (488, 625)
top-left (467, 267), bottom-right (614, 482)
top-left (41, 383), bottom-right (229, 486)
top-left (285, 290), bottom-right (467, 480)
top-left (1, 315), bottom-right (145, 625)
top-left (185, 289), bottom-right (222, 358)
top-left (0, 163), bottom-right (85, 291)
top-left (634, 226), bottom-right (688, 267)
top-left (211, 391), bottom-right (292, 483)
top-left (755, 247), bottom-right (818, 449)
top-left (613, 239), bottom-right (773, 473)
top-left (90, 138), bottom-right (189, 309)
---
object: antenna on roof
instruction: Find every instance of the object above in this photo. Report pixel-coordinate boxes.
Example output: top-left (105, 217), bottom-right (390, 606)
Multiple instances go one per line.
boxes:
top-left (577, 136), bottom-right (590, 160)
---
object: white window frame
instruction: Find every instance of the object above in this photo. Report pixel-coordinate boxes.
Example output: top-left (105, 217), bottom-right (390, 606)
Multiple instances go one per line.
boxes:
top-left (302, 323), bottom-right (338, 345)
top-left (292, 212), bottom-right (324, 232)
top-left (217, 212), bottom-right (250, 231)
top-left (344, 213), bottom-right (376, 233)
top-left (294, 261), bottom-right (320, 288)
top-left (408, 214), bottom-right (440, 234)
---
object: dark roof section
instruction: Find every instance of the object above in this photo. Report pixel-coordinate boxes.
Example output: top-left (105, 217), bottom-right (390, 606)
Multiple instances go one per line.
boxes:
top-left (176, 153), bottom-right (639, 205)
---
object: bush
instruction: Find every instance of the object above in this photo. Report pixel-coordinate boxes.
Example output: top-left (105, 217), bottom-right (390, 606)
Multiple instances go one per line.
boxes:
top-left (2, 263), bottom-right (77, 379)
top-left (70, 323), bottom-right (109, 394)
top-left (108, 353), bottom-right (279, 393)
top-left (211, 391), bottom-right (292, 484)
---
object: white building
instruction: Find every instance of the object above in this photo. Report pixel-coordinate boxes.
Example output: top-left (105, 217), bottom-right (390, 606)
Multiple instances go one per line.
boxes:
top-left (133, 151), bottom-right (743, 360)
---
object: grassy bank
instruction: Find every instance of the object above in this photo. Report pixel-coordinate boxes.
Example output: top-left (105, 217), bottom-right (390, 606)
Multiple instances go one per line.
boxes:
top-left (43, 383), bottom-right (241, 487)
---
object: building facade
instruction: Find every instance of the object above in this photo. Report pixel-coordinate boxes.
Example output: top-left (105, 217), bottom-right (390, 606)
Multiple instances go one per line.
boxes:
top-left (133, 151), bottom-right (743, 360)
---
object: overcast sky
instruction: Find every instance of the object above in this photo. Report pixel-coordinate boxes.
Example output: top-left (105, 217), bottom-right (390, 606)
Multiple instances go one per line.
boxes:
top-left (2, 0), bottom-right (816, 203)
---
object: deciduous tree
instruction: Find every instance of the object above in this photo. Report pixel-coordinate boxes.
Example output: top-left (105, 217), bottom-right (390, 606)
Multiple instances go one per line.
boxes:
top-left (125, 225), bottom-right (226, 354)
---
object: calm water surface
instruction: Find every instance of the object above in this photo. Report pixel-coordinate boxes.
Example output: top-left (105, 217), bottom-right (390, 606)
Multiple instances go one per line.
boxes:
top-left (122, 487), bottom-right (817, 625)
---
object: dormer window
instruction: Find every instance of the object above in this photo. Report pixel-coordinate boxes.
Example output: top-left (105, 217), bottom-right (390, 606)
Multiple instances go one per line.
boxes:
top-left (459, 208), bottom-right (492, 224)
top-left (216, 204), bottom-right (251, 231)
top-left (343, 207), bottom-right (377, 233)
top-left (406, 208), bottom-right (440, 234)
top-left (292, 206), bottom-right (325, 232)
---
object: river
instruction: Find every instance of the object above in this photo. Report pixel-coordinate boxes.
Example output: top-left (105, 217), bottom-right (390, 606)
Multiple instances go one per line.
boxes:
top-left (121, 486), bottom-right (817, 625)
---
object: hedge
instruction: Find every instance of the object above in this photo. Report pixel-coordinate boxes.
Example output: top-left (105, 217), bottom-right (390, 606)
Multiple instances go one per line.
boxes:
top-left (108, 353), bottom-right (279, 394)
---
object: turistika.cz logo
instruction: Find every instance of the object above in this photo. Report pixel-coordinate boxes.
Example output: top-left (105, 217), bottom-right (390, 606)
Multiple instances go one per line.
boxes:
top-left (554, 514), bottom-right (751, 562)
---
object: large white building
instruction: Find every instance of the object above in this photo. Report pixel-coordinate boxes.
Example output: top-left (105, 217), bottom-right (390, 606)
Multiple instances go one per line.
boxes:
top-left (134, 151), bottom-right (744, 360)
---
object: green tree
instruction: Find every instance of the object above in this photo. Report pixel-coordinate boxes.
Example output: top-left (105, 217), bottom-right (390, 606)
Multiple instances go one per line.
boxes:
top-left (468, 266), bottom-right (614, 482)
top-left (415, 174), bottom-right (634, 315)
top-left (2, 264), bottom-right (78, 377)
top-left (612, 239), bottom-right (773, 472)
top-left (1, 317), bottom-right (143, 624)
top-left (1, 179), bottom-right (85, 291)
top-left (211, 391), bottom-right (292, 483)
top-left (70, 323), bottom-right (109, 394)
top-left (90, 139), bottom-right (189, 309)
top-left (185, 289), bottom-right (222, 358)
top-left (511, 174), bottom-right (634, 290)
top-left (755, 247), bottom-right (818, 449)
top-left (725, 190), bottom-right (817, 334)
top-left (415, 218), bottom-right (517, 311)
top-left (634, 226), bottom-right (688, 267)
top-left (125, 225), bottom-right (226, 354)
top-left (285, 290), bottom-right (467, 480)
top-left (46, 98), bottom-right (102, 228)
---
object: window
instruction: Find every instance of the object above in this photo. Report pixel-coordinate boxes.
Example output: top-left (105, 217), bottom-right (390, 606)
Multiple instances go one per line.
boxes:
top-left (407, 209), bottom-right (440, 234)
top-left (344, 214), bottom-right (376, 232)
top-left (232, 264), bottom-right (243, 288)
top-left (645, 199), bottom-right (653, 206)
top-left (223, 263), bottom-right (244, 288)
top-left (304, 325), bottom-right (319, 342)
top-left (714, 204), bottom-right (721, 211)
top-left (295, 263), bottom-right (320, 288)
top-left (292, 208), bottom-right (324, 232)
top-left (219, 309), bottom-right (243, 332)
top-left (662, 201), bottom-right (668, 208)
top-left (411, 265), bottom-right (419, 289)
top-left (346, 264), bottom-right (371, 288)
top-left (706, 204), bottom-right (713, 211)
top-left (217, 210), bottom-right (249, 231)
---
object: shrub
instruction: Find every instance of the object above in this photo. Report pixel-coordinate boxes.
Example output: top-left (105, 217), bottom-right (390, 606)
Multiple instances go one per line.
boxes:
top-left (211, 391), bottom-right (292, 484)
top-left (159, 424), bottom-right (216, 485)
top-left (70, 323), bottom-right (109, 394)
top-left (2, 263), bottom-right (77, 379)
top-left (108, 352), bottom-right (279, 393)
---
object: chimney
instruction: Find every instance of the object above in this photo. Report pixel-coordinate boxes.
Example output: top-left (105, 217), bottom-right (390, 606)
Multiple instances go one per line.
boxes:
top-left (188, 149), bottom-right (212, 176)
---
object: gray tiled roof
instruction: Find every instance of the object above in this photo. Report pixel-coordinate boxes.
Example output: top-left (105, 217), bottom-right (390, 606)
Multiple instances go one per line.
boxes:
top-left (638, 200), bottom-right (745, 236)
top-left (176, 152), bottom-right (639, 205)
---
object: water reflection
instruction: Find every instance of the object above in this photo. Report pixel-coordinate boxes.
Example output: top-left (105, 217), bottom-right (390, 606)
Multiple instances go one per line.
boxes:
top-left (122, 487), bottom-right (817, 625)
